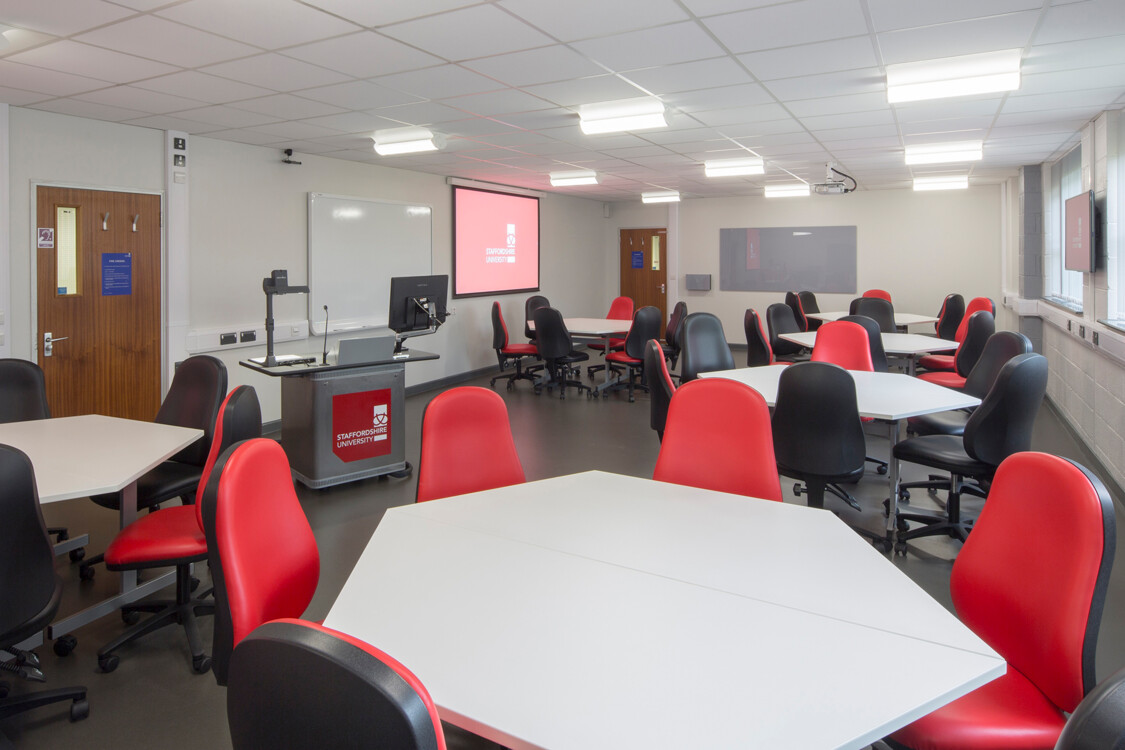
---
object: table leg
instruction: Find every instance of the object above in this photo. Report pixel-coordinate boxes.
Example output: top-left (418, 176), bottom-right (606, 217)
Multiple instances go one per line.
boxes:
top-left (883, 420), bottom-right (904, 554)
top-left (592, 334), bottom-right (623, 395)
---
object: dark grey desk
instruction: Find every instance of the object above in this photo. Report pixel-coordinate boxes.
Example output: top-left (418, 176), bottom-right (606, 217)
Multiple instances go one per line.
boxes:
top-left (240, 350), bottom-right (438, 488)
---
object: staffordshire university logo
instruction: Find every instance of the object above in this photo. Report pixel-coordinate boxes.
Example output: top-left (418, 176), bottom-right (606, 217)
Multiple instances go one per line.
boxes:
top-left (372, 404), bottom-right (388, 440)
top-left (332, 389), bottom-right (392, 462)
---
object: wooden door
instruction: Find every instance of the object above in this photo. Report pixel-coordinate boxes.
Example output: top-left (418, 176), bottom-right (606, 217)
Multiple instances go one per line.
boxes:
top-left (36, 186), bottom-right (162, 420)
top-left (619, 228), bottom-right (668, 335)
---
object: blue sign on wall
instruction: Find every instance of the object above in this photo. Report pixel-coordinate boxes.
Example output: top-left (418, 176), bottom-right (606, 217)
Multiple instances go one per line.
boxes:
top-left (631, 250), bottom-right (643, 269)
top-left (101, 253), bottom-right (132, 296)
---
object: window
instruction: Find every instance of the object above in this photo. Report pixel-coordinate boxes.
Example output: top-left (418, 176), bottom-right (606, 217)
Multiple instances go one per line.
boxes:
top-left (1044, 146), bottom-right (1084, 308)
top-left (55, 206), bottom-right (79, 296)
top-left (1108, 114), bottom-right (1125, 329)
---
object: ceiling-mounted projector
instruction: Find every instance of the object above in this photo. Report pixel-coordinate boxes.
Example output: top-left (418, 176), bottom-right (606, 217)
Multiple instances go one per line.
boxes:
top-left (812, 163), bottom-right (857, 195)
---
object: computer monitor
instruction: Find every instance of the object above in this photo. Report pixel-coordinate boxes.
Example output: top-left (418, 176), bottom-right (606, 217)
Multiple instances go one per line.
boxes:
top-left (387, 275), bottom-right (448, 336)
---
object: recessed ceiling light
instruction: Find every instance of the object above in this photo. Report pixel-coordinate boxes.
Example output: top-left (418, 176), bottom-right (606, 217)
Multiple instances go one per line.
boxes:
top-left (641, 191), bottom-right (680, 204)
top-left (372, 126), bottom-right (445, 156)
top-left (886, 49), bottom-right (1021, 104)
top-left (549, 170), bottom-right (599, 187)
top-left (913, 175), bottom-right (969, 191)
top-left (764, 184), bottom-right (810, 198)
top-left (579, 97), bottom-right (667, 135)
top-left (905, 140), bottom-right (983, 165)
top-left (704, 157), bottom-right (765, 177)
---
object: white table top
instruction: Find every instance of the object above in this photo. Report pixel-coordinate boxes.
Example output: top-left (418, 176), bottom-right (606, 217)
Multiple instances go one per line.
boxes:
top-left (0, 414), bottom-right (203, 503)
top-left (325, 471), bottom-right (1003, 750)
top-left (528, 317), bottom-right (632, 336)
top-left (700, 365), bottom-right (980, 421)
top-left (781, 330), bottom-right (958, 356)
top-left (808, 311), bottom-right (939, 327)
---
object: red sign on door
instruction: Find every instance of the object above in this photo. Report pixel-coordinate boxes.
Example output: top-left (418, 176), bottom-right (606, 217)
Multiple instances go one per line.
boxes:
top-left (331, 389), bottom-right (392, 462)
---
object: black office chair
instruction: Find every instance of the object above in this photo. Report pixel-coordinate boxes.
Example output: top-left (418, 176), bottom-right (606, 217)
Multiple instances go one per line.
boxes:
top-left (645, 339), bottom-right (676, 442)
top-left (917, 311), bottom-right (995, 389)
top-left (0, 445), bottom-right (89, 731)
top-left (784, 291), bottom-right (809, 332)
top-left (678, 312), bottom-right (735, 382)
top-left (850, 297), bottom-right (896, 333)
top-left (489, 301), bottom-right (539, 391)
top-left (797, 291), bottom-right (822, 330)
top-left (531, 307), bottom-right (591, 399)
top-left (745, 308), bottom-right (776, 367)
top-left (839, 315), bottom-right (889, 372)
top-left (604, 306), bottom-right (662, 402)
top-left (1055, 665), bottom-right (1125, 750)
top-left (524, 294), bottom-right (550, 376)
top-left (661, 301), bottom-right (687, 371)
top-left (81, 355), bottom-right (228, 580)
top-left (893, 353), bottom-right (1048, 552)
top-left (935, 293), bottom-right (966, 341)
top-left (765, 303), bottom-right (809, 362)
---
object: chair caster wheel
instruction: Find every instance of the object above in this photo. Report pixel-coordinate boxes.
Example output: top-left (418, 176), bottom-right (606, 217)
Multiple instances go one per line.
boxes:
top-left (192, 654), bottom-right (212, 674)
top-left (506, 382), bottom-right (514, 392)
top-left (894, 542), bottom-right (908, 557)
top-left (901, 489), bottom-right (911, 502)
top-left (876, 464), bottom-right (888, 475)
top-left (69, 547), bottom-right (85, 562)
top-left (190, 576), bottom-right (201, 592)
top-left (896, 517), bottom-right (910, 533)
top-left (792, 483), bottom-right (803, 497)
top-left (121, 610), bottom-right (140, 625)
top-left (79, 564), bottom-right (95, 581)
top-left (70, 699), bottom-right (90, 722)
top-left (98, 654), bottom-right (120, 673)
top-left (53, 635), bottom-right (77, 657)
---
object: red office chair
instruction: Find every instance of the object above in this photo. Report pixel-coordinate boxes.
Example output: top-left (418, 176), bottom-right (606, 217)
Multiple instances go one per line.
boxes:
top-left (489, 301), bottom-right (539, 391)
top-left (862, 288), bottom-right (892, 302)
top-left (918, 311), bottom-right (995, 389)
top-left (654, 379), bottom-right (783, 502)
top-left (605, 306), bottom-right (662, 402)
top-left (919, 296), bottom-right (995, 372)
top-left (416, 387), bottom-right (525, 503)
top-left (228, 619), bottom-right (446, 750)
top-left (200, 438), bottom-right (320, 686)
top-left (744, 309), bottom-right (777, 367)
top-left (587, 296), bottom-right (635, 378)
top-left (96, 386), bottom-right (261, 674)
top-left (811, 320), bottom-right (873, 371)
top-left (645, 339), bottom-right (676, 442)
top-left (886, 452), bottom-right (1116, 750)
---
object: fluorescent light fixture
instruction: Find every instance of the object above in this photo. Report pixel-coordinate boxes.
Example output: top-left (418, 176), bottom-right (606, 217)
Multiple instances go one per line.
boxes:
top-left (549, 170), bottom-right (599, 187)
top-left (905, 140), bottom-right (983, 165)
top-left (913, 175), bottom-right (969, 191)
top-left (887, 49), bottom-right (1021, 103)
top-left (704, 157), bottom-right (765, 177)
top-left (765, 184), bottom-right (810, 198)
top-left (0, 24), bottom-right (11, 50)
top-left (579, 97), bottom-right (667, 135)
top-left (372, 126), bottom-right (444, 156)
top-left (641, 191), bottom-right (680, 204)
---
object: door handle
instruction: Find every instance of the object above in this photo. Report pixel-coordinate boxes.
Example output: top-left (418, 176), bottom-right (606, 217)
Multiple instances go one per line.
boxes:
top-left (44, 331), bottom-right (68, 357)
top-left (659, 284), bottom-right (666, 294)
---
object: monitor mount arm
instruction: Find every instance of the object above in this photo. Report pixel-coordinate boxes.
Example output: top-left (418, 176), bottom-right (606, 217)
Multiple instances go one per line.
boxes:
top-left (394, 296), bottom-right (448, 353)
top-left (262, 269), bottom-right (309, 367)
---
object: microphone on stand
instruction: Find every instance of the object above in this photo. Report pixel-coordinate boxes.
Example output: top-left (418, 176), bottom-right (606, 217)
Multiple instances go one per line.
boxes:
top-left (321, 305), bottom-right (330, 365)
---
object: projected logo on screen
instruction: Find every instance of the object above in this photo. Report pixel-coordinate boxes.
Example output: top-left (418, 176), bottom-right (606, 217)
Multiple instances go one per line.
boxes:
top-left (332, 389), bottom-right (392, 462)
top-left (486, 223), bottom-right (517, 264)
top-left (453, 186), bottom-right (540, 296)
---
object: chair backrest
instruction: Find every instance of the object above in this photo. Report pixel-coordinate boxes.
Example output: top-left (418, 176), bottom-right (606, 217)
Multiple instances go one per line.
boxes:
top-left (0, 445), bottom-right (59, 644)
top-left (850, 297), bottom-right (896, 333)
top-left (678, 312), bottom-right (734, 382)
top-left (644, 340), bottom-right (675, 439)
top-left (193, 386), bottom-right (262, 531)
top-left (491, 301), bottom-right (509, 351)
top-left (952, 452), bottom-right (1115, 715)
top-left (606, 296), bottom-right (634, 320)
top-left (744, 309), bottom-right (774, 367)
top-left (524, 295), bottom-right (549, 341)
top-left (654, 379), bottom-right (782, 501)
top-left (416, 387), bottom-right (525, 503)
top-left (955, 296), bottom-right (995, 342)
top-left (935, 293), bottom-right (966, 340)
top-left (962, 353), bottom-right (1048, 468)
top-left (797, 291), bottom-right (820, 315)
top-left (665, 301), bottom-right (687, 353)
top-left (228, 619), bottom-right (446, 750)
top-left (1055, 665), bottom-right (1125, 750)
top-left (838, 314), bottom-right (888, 372)
top-left (201, 438), bottom-right (320, 686)
top-left (772, 362), bottom-right (866, 478)
top-left (0, 359), bottom-right (50, 422)
top-left (623, 306), bottom-right (662, 360)
top-left (784, 291), bottom-right (808, 332)
top-left (765, 303), bottom-right (804, 356)
top-left (158, 355), bottom-right (228, 467)
top-left (953, 310), bottom-right (995, 377)
top-left (531, 307), bottom-right (573, 360)
top-left (862, 288), bottom-right (892, 302)
top-left (810, 320), bottom-right (874, 372)
top-left (961, 331), bottom-right (1033, 400)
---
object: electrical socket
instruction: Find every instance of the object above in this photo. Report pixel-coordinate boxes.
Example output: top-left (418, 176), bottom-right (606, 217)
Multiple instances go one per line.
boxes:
top-left (220, 333), bottom-right (237, 345)
top-left (1079, 325), bottom-right (1086, 339)
top-left (290, 325), bottom-right (303, 336)
top-left (239, 330), bottom-right (256, 343)
top-left (1093, 331), bottom-right (1099, 346)
top-left (1067, 320), bottom-right (1072, 332)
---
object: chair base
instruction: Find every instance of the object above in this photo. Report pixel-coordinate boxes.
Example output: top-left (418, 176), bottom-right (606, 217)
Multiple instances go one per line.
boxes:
top-left (536, 362), bottom-right (592, 400)
top-left (490, 358), bottom-right (540, 391)
top-left (0, 686), bottom-right (89, 723)
top-left (893, 475), bottom-right (987, 555)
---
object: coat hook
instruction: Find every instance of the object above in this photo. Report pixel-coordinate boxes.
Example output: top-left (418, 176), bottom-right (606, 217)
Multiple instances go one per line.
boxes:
top-left (102, 213), bottom-right (109, 231)
top-left (132, 215), bottom-right (140, 232)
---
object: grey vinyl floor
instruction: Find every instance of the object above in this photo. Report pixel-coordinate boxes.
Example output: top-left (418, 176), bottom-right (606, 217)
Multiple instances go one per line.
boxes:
top-left (5, 366), bottom-right (1124, 749)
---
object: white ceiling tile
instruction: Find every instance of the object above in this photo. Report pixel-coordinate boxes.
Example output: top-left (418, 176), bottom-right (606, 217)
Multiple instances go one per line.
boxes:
top-left (201, 128), bottom-right (287, 145)
top-left (801, 109), bottom-right (896, 131)
top-left (75, 86), bottom-right (208, 114)
top-left (815, 122), bottom-right (899, 140)
top-left (0, 0), bottom-right (134, 36)
top-left (380, 6), bottom-right (553, 62)
top-left (156, 0), bottom-right (360, 50)
top-left (719, 117), bottom-right (806, 138)
top-left (0, 60), bottom-right (110, 97)
top-left (786, 92), bottom-right (890, 117)
top-left (570, 22), bottom-right (726, 71)
top-left (283, 32), bottom-right (442, 79)
top-left (692, 102), bottom-right (790, 127)
top-left (666, 83), bottom-right (774, 112)
top-left (739, 37), bottom-right (879, 81)
top-left (867, 0), bottom-right (1043, 33)
top-left (620, 57), bottom-right (752, 95)
top-left (7, 41), bottom-right (179, 84)
top-left (1023, 34), bottom-right (1125, 74)
top-left (1002, 87), bottom-right (1123, 113)
top-left (375, 65), bottom-right (503, 100)
top-left (299, 111), bottom-right (391, 134)
top-left (893, 96), bottom-right (1004, 122)
top-left (249, 120), bottom-right (342, 140)
top-left (442, 88), bottom-right (555, 117)
top-left (765, 68), bottom-right (886, 101)
top-left (373, 101), bottom-right (479, 125)
top-left (201, 54), bottom-right (351, 91)
top-left (230, 93), bottom-right (349, 119)
top-left (299, 0), bottom-right (482, 28)
top-left (433, 117), bottom-right (524, 137)
top-left (1035, 0), bottom-right (1125, 44)
top-left (878, 12), bottom-right (1041, 65)
top-left (992, 107), bottom-right (1100, 126)
top-left (704, 0), bottom-right (869, 53)
top-left (266, 140), bottom-right (344, 154)
top-left (463, 46), bottom-right (607, 88)
top-left (817, 134), bottom-right (901, 149)
top-left (0, 85), bottom-right (51, 105)
top-left (900, 119), bottom-right (993, 136)
top-left (497, 0), bottom-right (688, 42)
top-left (1018, 65), bottom-right (1125, 96)
top-left (295, 81), bottom-right (422, 109)
top-left (131, 71), bottom-right (274, 104)
top-left (493, 108), bottom-right (580, 131)
top-left (523, 75), bottom-right (645, 107)
top-left (74, 16), bottom-right (260, 68)
top-left (172, 105), bottom-right (280, 128)
top-left (31, 98), bottom-right (146, 121)
top-left (122, 113), bottom-right (224, 132)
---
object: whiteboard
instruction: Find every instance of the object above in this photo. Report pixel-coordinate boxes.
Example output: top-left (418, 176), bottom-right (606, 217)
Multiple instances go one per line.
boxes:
top-left (307, 193), bottom-right (432, 335)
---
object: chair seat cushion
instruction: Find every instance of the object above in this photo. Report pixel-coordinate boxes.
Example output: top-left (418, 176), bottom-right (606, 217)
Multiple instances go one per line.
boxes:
top-left (105, 505), bottom-right (206, 569)
top-left (889, 664), bottom-right (1066, 750)
top-left (918, 353), bottom-right (956, 371)
top-left (588, 338), bottom-right (625, 351)
top-left (893, 434), bottom-right (994, 477)
top-left (918, 371), bottom-right (968, 388)
top-left (605, 351), bottom-right (642, 365)
top-left (558, 351), bottom-right (589, 364)
top-left (502, 343), bottom-right (538, 356)
top-left (908, 410), bottom-right (971, 437)
top-left (90, 460), bottom-right (203, 511)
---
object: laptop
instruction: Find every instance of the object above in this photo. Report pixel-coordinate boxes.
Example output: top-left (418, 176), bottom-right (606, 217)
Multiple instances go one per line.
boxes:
top-left (336, 334), bottom-right (397, 365)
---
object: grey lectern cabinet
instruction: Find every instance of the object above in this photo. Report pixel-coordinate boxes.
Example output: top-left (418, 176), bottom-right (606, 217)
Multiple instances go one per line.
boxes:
top-left (240, 351), bottom-right (437, 488)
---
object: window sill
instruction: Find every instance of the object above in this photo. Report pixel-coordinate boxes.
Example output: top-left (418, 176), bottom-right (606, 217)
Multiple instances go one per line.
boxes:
top-left (1099, 319), bottom-right (1125, 336)
top-left (1041, 296), bottom-right (1083, 315)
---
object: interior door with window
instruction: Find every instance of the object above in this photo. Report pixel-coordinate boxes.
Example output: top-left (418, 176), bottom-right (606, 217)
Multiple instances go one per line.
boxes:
top-left (36, 186), bottom-right (162, 420)
top-left (619, 228), bottom-right (668, 335)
